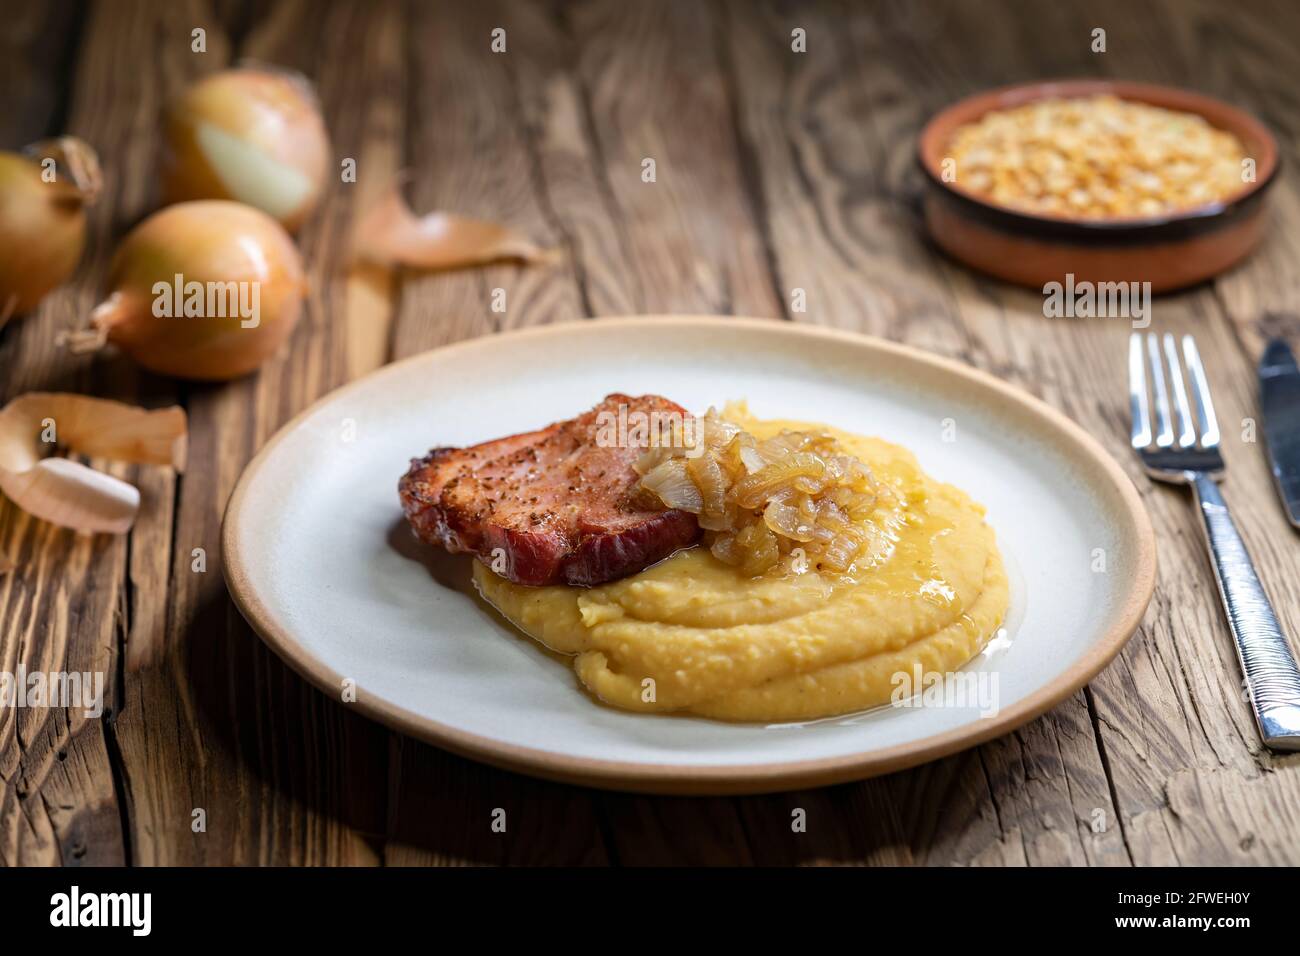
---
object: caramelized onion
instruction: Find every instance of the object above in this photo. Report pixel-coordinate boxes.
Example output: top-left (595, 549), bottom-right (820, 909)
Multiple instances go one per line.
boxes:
top-left (637, 408), bottom-right (888, 577)
top-left (686, 454), bottom-right (729, 529)
top-left (763, 498), bottom-right (816, 542)
top-left (733, 453), bottom-right (826, 508)
top-left (736, 522), bottom-right (780, 576)
top-left (639, 458), bottom-right (703, 513)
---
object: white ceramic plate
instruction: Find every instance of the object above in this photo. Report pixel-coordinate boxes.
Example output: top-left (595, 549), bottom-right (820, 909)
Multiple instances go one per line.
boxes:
top-left (223, 317), bottom-right (1155, 794)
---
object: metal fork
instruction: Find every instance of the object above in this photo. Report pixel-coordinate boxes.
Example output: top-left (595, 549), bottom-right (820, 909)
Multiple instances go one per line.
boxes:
top-left (1130, 332), bottom-right (1300, 750)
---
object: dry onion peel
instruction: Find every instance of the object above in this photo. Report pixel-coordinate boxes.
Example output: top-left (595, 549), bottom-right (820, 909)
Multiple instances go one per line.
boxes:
top-left (0, 393), bottom-right (187, 534)
top-left (0, 136), bottom-right (102, 318)
top-left (25, 137), bottom-right (104, 204)
top-left (352, 184), bottom-right (557, 270)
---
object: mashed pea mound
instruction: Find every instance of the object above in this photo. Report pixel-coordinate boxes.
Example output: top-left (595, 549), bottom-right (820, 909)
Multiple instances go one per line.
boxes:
top-left (474, 409), bottom-right (1008, 722)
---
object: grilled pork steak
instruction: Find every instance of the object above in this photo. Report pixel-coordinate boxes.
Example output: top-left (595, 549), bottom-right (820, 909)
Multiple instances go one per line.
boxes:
top-left (399, 394), bottom-right (701, 586)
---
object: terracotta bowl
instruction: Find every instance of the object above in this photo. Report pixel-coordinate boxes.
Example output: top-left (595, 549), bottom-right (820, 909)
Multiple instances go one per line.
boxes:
top-left (917, 79), bottom-right (1279, 293)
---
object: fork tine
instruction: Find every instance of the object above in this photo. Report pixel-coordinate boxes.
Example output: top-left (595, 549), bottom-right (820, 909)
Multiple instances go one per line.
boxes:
top-left (1182, 334), bottom-right (1221, 448)
top-left (1163, 333), bottom-right (1197, 448)
top-left (1129, 333), bottom-right (1153, 449)
top-left (1147, 333), bottom-right (1175, 448)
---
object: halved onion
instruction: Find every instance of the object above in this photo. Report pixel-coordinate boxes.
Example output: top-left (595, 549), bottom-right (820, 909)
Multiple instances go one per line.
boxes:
top-left (0, 137), bottom-right (101, 321)
top-left (63, 200), bottom-right (306, 380)
top-left (161, 66), bottom-right (330, 232)
top-left (0, 393), bottom-right (187, 534)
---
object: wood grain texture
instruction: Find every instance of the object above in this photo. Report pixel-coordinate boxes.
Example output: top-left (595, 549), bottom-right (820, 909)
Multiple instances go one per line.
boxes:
top-left (2, 0), bottom-right (1300, 866)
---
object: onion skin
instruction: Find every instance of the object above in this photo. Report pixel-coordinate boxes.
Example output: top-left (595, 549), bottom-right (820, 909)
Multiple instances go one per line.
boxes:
top-left (89, 201), bottom-right (305, 381)
top-left (0, 140), bottom-right (100, 316)
top-left (160, 67), bottom-right (330, 233)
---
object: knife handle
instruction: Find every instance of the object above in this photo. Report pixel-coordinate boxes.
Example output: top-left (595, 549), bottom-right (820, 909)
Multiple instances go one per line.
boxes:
top-left (1192, 473), bottom-right (1300, 751)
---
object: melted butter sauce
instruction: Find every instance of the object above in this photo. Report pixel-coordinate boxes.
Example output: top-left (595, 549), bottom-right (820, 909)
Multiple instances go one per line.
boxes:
top-left (761, 544), bottom-right (1025, 730)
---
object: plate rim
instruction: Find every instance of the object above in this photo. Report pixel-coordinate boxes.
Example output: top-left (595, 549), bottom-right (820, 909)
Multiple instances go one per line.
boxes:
top-left (222, 316), bottom-right (1157, 795)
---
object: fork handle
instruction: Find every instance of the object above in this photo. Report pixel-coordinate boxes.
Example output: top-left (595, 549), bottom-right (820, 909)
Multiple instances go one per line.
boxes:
top-left (1191, 473), bottom-right (1300, 750)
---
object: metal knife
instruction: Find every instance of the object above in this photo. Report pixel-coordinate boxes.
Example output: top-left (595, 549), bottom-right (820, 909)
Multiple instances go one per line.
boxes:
top-left (1260, 338), bottom-right (1300, 529)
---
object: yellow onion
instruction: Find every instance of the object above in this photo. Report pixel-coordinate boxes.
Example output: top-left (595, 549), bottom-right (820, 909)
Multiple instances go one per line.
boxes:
top-left (160, 66), bottom-right (330, 232)
top-left (0, 137), bottom-right (101, 320)
top-left (66, 201), bottom-right (306, 381)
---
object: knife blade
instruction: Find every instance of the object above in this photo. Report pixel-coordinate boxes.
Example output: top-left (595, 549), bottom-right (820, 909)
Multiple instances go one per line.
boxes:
top-left (1260, 338), bottom-right (1300, 529)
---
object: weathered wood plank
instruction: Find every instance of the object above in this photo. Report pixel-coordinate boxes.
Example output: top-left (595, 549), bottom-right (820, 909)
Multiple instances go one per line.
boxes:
top-left (384, 746), bottom-right (612, 866)
top-left (0, 17), bottom-right (84, 862)
top-left (387, 0), bottom-right (583, 360)
top-left (6, 0), bottom-right (1300, 867)
top-left (0, 0), bottom-right (192, 868)
top-left (848, 0), bottom-right (1300, 865)
top-left (560, 0), bottom-right (783, 318)
top-left (503, 0), bottom-right (641, 317)
top-left (0, 0), bottom-right (83, 147)
top-left (107, 0), bottom-right (399, 865)
top-left (1004, 0), bottom-right (1300, 866)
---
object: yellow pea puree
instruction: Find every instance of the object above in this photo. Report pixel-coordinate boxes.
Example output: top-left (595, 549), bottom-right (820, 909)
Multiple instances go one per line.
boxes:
top-left (474, 413), bottom-right (1008, 722)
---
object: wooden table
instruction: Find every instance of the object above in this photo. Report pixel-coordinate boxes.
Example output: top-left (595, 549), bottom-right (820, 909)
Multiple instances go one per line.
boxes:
top-left (4, 0), bottom-right (1300, 866)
